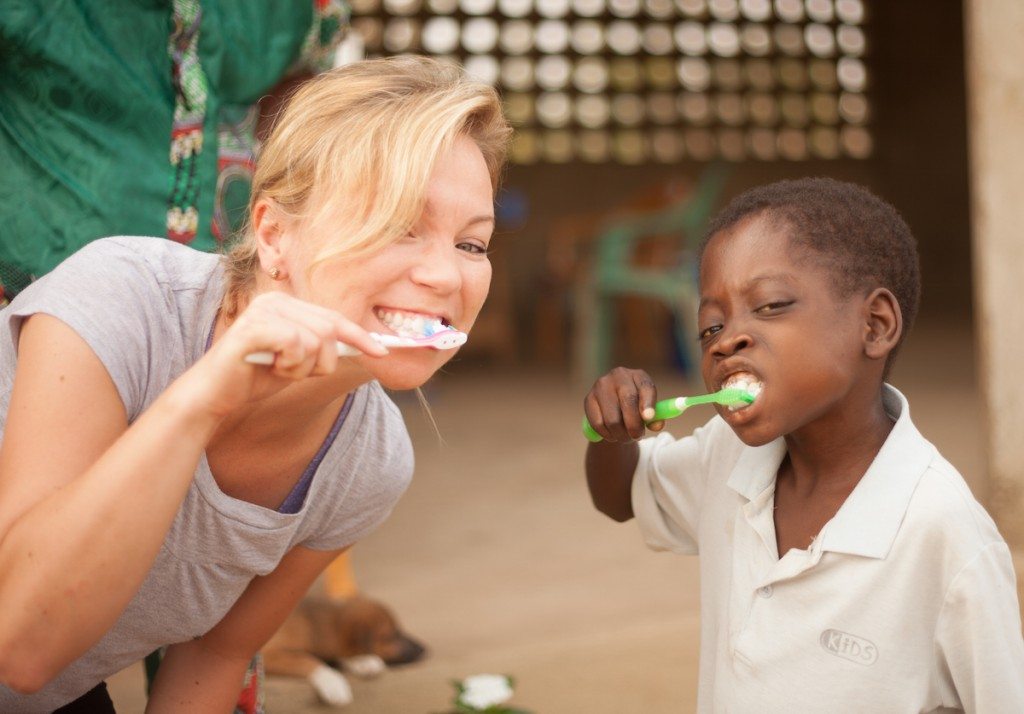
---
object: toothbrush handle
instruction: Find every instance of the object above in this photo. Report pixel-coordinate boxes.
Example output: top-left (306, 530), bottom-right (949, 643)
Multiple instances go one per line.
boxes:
top-left (581, 417), bottom-right (603, 443)
top-left (581, 397), bottom-right (686, 443)
top-left (244, 341), bottom-right (362, 365)
top-left (652, 397), bottom-right (685, 421)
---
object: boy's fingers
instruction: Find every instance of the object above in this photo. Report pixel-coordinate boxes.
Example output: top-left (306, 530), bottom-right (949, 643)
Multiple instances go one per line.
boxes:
top-left (648, 420), bottom-right (665, 432)
top-left (634, 373), bottom-right (658, 424)
top-left (594, 389), bottom-right (631, 442)
top-left (583, 393), bottom-right (612, 441)
top-left (615, 386), bottom-right (647, 440)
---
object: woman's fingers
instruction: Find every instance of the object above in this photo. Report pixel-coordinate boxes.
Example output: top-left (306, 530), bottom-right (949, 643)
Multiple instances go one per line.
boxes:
top-left (264, 303), bottom-right (344, 376)
top-left (238, 293), bottom-right (387, 375)
top-left (272, 295), bottom-right (388, 358)
top-left (331, 315), bottom-right (388, 358)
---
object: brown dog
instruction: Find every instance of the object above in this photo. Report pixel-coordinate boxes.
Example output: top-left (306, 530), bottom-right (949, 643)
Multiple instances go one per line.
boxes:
top-left (263, 595), bottom-right (426, 707)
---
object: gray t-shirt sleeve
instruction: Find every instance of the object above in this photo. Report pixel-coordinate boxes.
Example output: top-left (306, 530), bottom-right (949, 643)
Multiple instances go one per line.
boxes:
top-left (300, 386), bottom-right (414, 551)
top-left (5, 238), bottom-right (173, 419)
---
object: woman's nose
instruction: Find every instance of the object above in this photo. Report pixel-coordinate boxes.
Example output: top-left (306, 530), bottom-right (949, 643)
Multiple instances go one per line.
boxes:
top-left (409, 241), bottom-right (462, 294)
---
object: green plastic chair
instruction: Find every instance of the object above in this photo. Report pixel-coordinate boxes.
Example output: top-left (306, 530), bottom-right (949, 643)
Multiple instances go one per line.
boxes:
top-left (573, 163), bottom-right (730, 383)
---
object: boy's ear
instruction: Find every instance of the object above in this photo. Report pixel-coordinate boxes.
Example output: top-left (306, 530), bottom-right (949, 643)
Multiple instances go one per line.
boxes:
top-left (862, 287), bottom-right (902, 361)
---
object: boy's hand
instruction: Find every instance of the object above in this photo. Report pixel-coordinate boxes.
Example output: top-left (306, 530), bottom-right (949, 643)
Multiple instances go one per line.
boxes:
top-left (583, 367), bottom-right (665, 443)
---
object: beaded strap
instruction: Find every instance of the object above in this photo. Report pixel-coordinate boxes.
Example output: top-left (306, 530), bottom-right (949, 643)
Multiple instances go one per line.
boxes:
top-left (166, 0), bottom-right (208, 243)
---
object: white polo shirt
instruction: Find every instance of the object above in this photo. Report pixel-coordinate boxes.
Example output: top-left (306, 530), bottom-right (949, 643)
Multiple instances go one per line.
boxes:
top-left (632, 385), bottom-right (1024, 713)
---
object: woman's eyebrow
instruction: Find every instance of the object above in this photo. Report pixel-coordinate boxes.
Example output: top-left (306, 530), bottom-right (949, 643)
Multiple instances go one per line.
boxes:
top-left (464, 214), bottom-right (495, 227)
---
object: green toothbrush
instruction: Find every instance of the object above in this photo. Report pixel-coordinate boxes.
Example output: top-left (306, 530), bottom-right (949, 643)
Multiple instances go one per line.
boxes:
top-left (582, 388), bottom-right (756, 443)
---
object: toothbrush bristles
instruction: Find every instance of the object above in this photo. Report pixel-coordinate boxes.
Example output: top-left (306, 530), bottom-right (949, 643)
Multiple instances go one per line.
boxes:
top-left (717, 387), bottom-right (756, 406)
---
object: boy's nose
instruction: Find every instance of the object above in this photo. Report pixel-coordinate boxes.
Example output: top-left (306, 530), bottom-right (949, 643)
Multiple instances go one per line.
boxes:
top-left (409, 242), bottom-right (462, 294)
top-left (713, 330), bottom-right (752, 356)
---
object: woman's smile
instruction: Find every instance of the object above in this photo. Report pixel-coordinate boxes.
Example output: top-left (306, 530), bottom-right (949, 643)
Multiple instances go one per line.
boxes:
top-left (373, 306), bottom-right (452, 338)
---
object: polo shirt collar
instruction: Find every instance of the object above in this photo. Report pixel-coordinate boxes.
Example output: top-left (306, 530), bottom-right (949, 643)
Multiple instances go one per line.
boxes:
top-left (725, 384), bottom-right (936, 560)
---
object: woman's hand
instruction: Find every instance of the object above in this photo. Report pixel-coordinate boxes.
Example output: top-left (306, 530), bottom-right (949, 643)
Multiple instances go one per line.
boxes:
top-left (583, 367), bottom-right (665, 444)
top-left (181, 292), bottom-right (388, 419)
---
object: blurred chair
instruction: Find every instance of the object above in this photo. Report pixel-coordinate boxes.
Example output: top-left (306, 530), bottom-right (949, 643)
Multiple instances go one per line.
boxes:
top-left (535, 178), bottom-right (697, 365)
top-left (572, 163), bottom-right (730, 383)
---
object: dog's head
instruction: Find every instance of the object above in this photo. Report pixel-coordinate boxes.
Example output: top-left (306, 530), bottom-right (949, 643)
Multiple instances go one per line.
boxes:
top-left (333, 595), bottom-right (427, 665)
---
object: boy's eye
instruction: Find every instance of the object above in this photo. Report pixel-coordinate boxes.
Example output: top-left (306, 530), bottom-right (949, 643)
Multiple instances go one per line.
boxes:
top-left (754, 300), bottom-right (794, 314)
top-left (698, 324), bottom-right (722, 341)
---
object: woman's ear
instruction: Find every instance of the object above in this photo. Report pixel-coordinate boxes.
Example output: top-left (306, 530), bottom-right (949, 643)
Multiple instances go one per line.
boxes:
top-left (252, 198), bottom-right (291, 278)
top-left (862, 287), bottom-right (902, 361)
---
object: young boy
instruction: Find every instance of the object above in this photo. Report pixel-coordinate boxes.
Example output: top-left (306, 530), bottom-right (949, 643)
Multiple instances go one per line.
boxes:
top-left (583, 178), bottom-right (1024, 713)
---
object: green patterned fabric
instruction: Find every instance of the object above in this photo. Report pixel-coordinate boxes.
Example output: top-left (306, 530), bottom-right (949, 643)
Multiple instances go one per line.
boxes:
top-left (0, 0), bottom-right (348, 301)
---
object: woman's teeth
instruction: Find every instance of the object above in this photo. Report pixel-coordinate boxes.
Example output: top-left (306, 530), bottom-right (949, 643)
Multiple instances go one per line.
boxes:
top-left (722, 373), bottom-right (763, 411)
top-left (375, 309), bottom-right (446, 338)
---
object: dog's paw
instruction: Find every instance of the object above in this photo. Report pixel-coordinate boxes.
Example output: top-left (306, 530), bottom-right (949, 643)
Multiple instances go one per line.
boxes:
top-left (342, 654), bottom-right (386, 679)
top-left (309, 664), bottom-right (354, 707)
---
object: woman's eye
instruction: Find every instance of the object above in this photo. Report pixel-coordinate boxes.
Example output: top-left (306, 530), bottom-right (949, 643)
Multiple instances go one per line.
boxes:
top-left (457, 241), bottom-right (489, 255)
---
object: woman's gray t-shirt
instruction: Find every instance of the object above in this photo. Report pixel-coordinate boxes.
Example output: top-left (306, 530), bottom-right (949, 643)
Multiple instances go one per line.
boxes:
top-left (0, 236), bottom-right (413, 711)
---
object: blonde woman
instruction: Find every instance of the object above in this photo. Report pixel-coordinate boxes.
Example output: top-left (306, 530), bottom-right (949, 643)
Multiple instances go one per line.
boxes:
top-left (0, 56), bottom-right (510, 713)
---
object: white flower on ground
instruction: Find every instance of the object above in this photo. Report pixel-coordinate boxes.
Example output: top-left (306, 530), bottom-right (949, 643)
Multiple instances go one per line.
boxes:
top-left (459, 674), bottom-right (514, 710)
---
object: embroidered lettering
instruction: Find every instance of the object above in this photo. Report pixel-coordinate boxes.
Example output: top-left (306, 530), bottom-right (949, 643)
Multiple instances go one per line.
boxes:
top-left (819, 628), bottom-right (878, 666)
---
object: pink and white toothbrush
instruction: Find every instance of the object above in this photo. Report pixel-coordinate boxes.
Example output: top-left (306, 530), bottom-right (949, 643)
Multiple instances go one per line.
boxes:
top-left (244, 325), bottom-right (467, 365)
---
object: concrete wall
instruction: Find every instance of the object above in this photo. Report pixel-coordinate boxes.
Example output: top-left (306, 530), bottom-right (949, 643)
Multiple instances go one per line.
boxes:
top-left (963, 0), bottom-right (1024, 553)
top-left (501, 0), bottom-right (973, 364)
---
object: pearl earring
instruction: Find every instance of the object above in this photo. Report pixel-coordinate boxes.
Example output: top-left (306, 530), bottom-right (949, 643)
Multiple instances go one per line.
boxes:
top-left (268, 267), bottom-right (281, 280)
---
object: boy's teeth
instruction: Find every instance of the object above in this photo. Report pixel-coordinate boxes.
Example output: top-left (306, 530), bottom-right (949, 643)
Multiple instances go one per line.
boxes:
top-left (722, 373), bottom-right (763, 412)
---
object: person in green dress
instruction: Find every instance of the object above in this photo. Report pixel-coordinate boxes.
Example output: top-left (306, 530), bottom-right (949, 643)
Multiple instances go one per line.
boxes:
top-left (0, 0), bottom-right (348, 301)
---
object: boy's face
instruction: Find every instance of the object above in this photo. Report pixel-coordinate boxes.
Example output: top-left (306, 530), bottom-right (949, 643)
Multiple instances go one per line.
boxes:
top-left (697, 216), bottom-right (871, 446)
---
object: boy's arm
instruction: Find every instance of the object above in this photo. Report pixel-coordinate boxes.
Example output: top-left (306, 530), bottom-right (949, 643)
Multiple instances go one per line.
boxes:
top-left (585, 441), bottom-right (639, 522)
top-left (936, 542), bottom-right (1024, 713)
top-left (582, 368), bottom-right (663, 523)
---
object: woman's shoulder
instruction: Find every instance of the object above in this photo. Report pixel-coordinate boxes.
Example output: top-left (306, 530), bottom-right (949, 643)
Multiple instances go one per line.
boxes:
top-left (75, 236), bottom-right (222, 288)
top-left (4, 238), bottom-right (225, 418)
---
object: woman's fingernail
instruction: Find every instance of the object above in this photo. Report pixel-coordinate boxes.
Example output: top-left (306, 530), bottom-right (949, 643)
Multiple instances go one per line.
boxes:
top-left (641, 407), bottom-right (655, 421)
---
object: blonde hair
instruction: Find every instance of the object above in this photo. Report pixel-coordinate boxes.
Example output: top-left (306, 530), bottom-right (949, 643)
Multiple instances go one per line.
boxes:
top-left (223, 55), bottom-right (511, 317)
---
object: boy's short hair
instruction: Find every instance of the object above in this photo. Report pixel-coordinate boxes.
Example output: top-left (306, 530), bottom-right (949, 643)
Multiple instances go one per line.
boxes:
top-left (699, 177), bottom-right (921, 368)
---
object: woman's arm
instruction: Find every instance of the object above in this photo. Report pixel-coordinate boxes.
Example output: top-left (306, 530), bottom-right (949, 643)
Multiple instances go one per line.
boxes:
top-left (0, 293), bottom-right (386, 692)
top-left (146, 545), bottom-right (345, 714)
top-left (0, 315), bottom-right (223, 692)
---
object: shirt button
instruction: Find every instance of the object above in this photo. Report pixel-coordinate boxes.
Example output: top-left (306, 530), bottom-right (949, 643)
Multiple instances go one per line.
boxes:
top-left (757, 585), bottom-right (773, 599)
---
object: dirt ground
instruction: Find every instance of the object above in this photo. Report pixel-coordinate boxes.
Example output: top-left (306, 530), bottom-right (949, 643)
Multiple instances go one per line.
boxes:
top-left (107, 319), bottom-right (984, 713)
